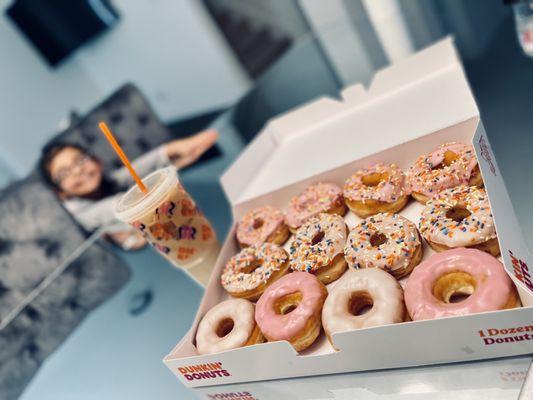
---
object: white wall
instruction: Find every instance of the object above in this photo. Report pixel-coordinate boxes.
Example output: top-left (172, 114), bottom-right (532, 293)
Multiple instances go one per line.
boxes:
top-left (73, 0), bottom-right (250, 121)
top-left (0, 0), bottom-right (249, 178)
top-left (0, 0), bottom-right (104, 175)
top-left (207, 0), bottom-right (309, 39)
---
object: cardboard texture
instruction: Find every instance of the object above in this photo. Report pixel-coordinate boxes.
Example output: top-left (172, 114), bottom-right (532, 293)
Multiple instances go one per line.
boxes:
top-left (163, 38), bottom-right (533, 387)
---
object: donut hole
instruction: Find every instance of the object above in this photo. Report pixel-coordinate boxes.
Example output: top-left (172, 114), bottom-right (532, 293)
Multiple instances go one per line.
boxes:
top-left (252, 218), bottom-right (264, 230)
top-left (446, 206), bottom-right (471, 223)
top-left (432, 150), bottom-right (459, 170)
top-left (311, 231), bottom-right (325, 246)
top-left (274, 292), bottom-right (302, 315)
top-left (369, 233), bottom-right (388, 247)
top-left (433, 272), bottom-right (476, 304)
top-left (216, 318), bottom-right (234, 337)
top-left (362, 172), bottom-right (388, 187)
top-left (241, 257), bottom-right (263, 274)
top-left (348, 291), bottom-right (374, 316)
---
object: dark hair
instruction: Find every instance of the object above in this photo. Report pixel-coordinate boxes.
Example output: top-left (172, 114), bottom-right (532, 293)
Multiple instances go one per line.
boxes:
top-left (39, 142), bottom-right (94, 190)
top-left (39, 142), bottom-right (122, 198)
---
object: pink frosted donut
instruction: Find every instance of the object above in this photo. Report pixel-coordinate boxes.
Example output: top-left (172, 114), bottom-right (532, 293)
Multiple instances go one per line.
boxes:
top-left (343, 163), bottom-right (408, 217)
top-left (406, 142), bottom-right (481, 202)
top-left (255, 271), bottom-right (327, 352)
top-left (404, 248), bottom-right (518, 320)
top-left (284, 182), bottom-right (346, 232)
top-left (236, 206), bottom-right (289, 248)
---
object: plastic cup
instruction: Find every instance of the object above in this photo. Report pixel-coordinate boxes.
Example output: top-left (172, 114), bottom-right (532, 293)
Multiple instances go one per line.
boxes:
top-left (115, 166), bottom-right (220, 285)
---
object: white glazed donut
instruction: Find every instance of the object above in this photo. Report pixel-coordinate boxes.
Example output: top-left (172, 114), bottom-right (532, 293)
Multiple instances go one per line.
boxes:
top-left (344, 213), bottom-right (423, 279)
top-left (196, 299), bottom-right (264, 355)
top-left (322, 268), bottom-right (405, 344)
top-left (419, 186), bottom-right (499, 256)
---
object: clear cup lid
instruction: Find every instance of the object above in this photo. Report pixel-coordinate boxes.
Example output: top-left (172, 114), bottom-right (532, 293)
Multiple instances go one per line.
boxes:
top-left (115, 166), bottom-right (178, 222)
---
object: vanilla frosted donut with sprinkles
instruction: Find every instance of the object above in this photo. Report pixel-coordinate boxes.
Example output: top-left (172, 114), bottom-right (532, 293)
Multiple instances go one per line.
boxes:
top-left (419, 185), bottom-right (500, 256)
top-left (344, 213), bottom-right (423, 279)
top-left (221, 243), bottom-right (290, 301)
top-left (289, 213), bottom-right (348, 284)
top-left (284, 182), bottom-right (346, 233)
top-left (343, 163), bottom-right (408, 218)
top-left (236, 206), bottom-right (289, 248)
top-left (406, 142), bottom-right (482, 203)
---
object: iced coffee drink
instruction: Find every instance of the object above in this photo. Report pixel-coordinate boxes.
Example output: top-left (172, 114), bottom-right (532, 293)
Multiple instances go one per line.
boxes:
top-left (115, 167), bottom-right (219, 283)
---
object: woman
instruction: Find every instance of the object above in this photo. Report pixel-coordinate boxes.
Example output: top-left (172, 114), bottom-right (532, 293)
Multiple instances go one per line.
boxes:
top-left (40, 129), bottom-right (218, 249)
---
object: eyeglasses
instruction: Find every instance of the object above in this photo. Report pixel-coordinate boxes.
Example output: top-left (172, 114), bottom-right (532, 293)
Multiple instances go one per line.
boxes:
top-left (53, 154), bottom-right (92, 185)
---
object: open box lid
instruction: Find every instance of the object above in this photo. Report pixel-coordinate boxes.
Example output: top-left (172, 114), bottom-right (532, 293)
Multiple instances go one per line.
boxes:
top-left (221, 37), bottom-right (479, 206)
top-left (220, 37), bottom-right (533, 297)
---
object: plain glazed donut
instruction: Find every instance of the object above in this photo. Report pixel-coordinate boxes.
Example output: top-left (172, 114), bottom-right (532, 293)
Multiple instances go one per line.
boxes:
top-left (344, 213), bottom-right (423, 279)
top-left (322, 268), bottom-right (405, 345)
top-left (343, 163), bottom-right (408, 218)
top-left (255, 271), bottom-right (327, 352)
top-left (419, 186), bottom-right (500, 256)
top-left (221, 243), bottom-right (290, 301)
top-left (406, 142), bottom-right (482, 203)
top-left (404, 248), bottom-right (519, 321)
top-left (289, 213), bottom-right (348, 284)
top-left (196, 299), bottom-right (265, 355)
top-left (236, 206), bottom-right (290, 248)
top-left (284, 182), bottom-right (346, 233)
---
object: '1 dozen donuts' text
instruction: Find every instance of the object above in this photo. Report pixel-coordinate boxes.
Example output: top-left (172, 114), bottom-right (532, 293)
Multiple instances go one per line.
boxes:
top-left (178, 362), bottom-right (230, 381)
top-left (478, 324), bottom-right (533, 345)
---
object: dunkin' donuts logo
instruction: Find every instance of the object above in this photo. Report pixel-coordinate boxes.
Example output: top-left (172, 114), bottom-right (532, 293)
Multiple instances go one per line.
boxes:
top-left (478, 325), bottom-right (533, 345)
top-left (178, 362), bottom-right (230, 381)
top-left (509, 250), bottom-right (533, 291)
top-left (477, 135), bottom-right (497, 176)
top-left (206, 392), bottom-right (256, 400)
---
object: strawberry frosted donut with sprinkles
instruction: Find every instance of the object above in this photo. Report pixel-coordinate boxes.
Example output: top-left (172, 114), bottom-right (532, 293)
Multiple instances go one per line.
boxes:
top-left (284, 182), bottom-right (346, 233)
top-left (343, 163), bottom-right (408, 218)
top-left (289, 213), bottom-right (348, 284)
top-left (221, 242), bottom-right (290, 301)
top-left (419, 185), bottom-right (500, 256)
top-left (406, 142), bottom-right (483, 203)
top-left (344, 213), bottom-right (423, 279)
top-left (236, 206), bottom-right (290, 248)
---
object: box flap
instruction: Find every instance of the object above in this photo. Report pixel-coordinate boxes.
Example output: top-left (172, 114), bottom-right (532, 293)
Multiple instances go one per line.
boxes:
top-left (221, 37), bottom-right (479, 206)
top-left (474, 125), bottom-right (533, 298)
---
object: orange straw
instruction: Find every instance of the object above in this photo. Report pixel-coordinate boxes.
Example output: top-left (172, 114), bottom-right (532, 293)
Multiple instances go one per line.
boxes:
top-left (98, 121), bottom-right (148, 194)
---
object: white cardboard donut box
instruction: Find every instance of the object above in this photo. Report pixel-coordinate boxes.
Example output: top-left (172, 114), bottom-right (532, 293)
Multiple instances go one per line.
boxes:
top-left (163, 38), bottom-right (533, 388)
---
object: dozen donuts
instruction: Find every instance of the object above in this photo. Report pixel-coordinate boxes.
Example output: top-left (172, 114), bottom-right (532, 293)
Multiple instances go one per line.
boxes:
top-left (192, 141), bottom-right (523, 356)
